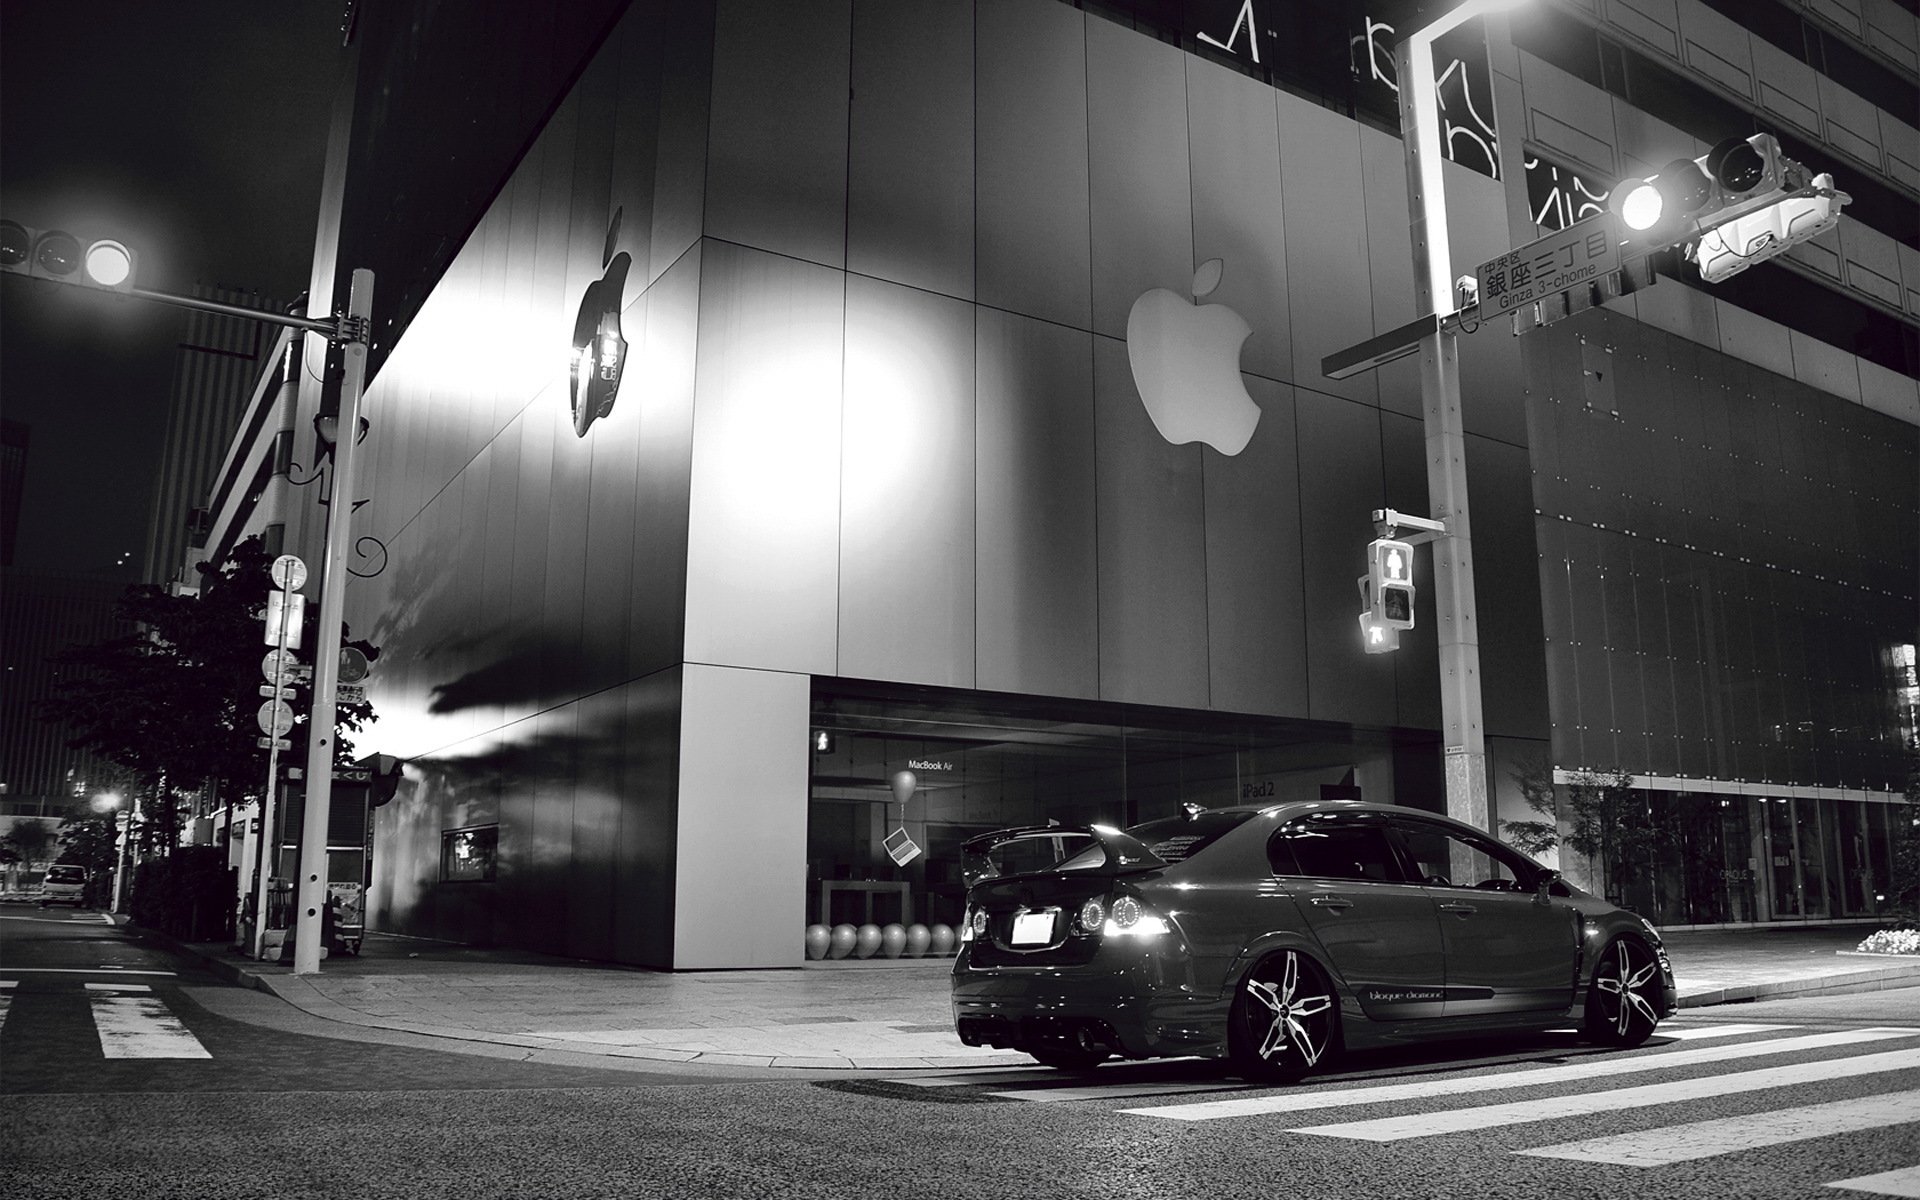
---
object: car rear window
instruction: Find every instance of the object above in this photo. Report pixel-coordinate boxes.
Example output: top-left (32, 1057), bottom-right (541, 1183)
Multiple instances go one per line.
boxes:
top-left (1124, 812), bottom-right (1255, 863)
top-left (46, 866), bottom-right (84, 883)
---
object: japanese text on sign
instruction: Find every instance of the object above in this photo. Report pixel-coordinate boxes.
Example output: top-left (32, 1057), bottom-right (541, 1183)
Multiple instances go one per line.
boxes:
top-left (1475, 214), bottom-right (1619, 317)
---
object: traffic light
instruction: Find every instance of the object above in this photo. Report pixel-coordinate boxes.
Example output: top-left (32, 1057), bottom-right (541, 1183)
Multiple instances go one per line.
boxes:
top-left (1368, 537), bottom-right (1416, 631)
top-left (0, 219), bottom-right (137, 291)
top-left (1605, 134), bottom-right (1803, 257)
top-left (1693, 172), bottom-right (1849, 284)
top-left (1358, 611), bottom-right (1400, 654)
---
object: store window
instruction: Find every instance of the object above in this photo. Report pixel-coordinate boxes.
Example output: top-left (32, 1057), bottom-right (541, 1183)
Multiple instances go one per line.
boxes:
top-left (442, 825), bottom-right (497, 883)
top-left (807, 680), bottom-right (1410, 936)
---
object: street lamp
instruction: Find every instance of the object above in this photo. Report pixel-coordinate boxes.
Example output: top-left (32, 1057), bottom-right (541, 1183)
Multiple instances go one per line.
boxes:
top-left (92, 791), bottom-right (130, 914)
top-left (1393, 0), bottom-right (1532, 834)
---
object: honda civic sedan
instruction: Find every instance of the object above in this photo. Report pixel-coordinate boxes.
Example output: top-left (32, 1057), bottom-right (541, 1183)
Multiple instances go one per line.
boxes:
top-left (951, 800), bottom-right (1676, 1082)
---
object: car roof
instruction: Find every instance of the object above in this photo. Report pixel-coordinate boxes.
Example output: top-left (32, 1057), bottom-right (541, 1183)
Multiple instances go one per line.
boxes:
top-left (1196, 798), bottom-right (1479, 830)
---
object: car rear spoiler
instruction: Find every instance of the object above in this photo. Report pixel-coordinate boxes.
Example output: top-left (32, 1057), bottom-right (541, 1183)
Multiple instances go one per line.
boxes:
top-left (960, 823), bottom-right (1168, 885)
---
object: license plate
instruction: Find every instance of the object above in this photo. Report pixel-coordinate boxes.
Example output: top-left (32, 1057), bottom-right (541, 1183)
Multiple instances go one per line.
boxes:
top-left (1011, 910), bottom-right (1055, 945)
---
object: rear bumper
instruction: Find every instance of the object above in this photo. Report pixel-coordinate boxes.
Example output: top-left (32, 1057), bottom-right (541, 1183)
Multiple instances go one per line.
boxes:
top-left (950, 943), bottom-right (1223, 1060)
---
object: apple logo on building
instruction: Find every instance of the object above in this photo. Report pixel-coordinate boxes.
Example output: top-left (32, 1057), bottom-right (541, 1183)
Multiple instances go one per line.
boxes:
top-left (1124, 258), bottom-right (1260, 456)
top-left (568, 207), bottom-right (632, 438)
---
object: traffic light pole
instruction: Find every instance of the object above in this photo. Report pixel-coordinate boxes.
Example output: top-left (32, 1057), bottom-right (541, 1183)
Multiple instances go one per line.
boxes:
top-left (291, 268), bottom-right (374, 975)
top-left (1397, 17), bottom-right (1493, 834)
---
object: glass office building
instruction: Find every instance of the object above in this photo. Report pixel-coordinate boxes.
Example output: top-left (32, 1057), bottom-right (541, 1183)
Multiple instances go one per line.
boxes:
top-left (201, 0), bottom-right (1918, 967)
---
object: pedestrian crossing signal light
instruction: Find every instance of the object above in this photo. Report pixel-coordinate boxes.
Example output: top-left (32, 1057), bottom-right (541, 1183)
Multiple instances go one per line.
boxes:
top-left (1368, 538), bottom-right (1416, 631)
top-left (1359, 611), bottom-right (1400, 654)
top-left (0, 219), bottom-right (138, 291)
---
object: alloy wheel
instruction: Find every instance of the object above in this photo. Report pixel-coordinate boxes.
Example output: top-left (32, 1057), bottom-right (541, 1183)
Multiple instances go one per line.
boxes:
top-left (1230, 949), bottom-right (1336, 1083)
top-left (1584, 937), bottom-right (1662, 1047)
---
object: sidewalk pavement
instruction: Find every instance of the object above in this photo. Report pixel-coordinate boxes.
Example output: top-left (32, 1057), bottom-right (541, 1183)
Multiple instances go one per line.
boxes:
top-left (145, 922), bottom-right (1920, 1072)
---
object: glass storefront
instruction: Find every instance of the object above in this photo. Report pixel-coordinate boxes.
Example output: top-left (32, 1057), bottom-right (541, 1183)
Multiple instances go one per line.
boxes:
top-left (805, 680), bottom-right (1431, 935)
top-left (1613, 789), bottom-right (1902, 927)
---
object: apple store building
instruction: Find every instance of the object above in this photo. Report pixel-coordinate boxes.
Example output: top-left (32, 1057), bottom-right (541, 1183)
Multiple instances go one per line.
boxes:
top-left (261, 0), bottom-right (1918, 969)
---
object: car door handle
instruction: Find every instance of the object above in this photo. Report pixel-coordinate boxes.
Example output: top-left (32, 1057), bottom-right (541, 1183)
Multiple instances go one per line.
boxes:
top-left (1309, 895), bottom-right (1353, 910)
top-left (1438, 902), bottom-right (1477, 916)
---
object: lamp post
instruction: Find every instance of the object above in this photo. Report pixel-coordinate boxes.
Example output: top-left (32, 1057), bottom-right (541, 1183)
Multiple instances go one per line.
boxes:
top-left (1393, 0), bottom-right (1530, 833)
top-left (92, 791), bottom-right (130, 914)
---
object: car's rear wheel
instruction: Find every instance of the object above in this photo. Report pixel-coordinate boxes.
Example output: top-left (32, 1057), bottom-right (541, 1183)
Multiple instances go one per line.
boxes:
top-left (1028, 1043), bottom-right (1108, 1072)
top-left (1229, 949), bottom-right (1337, 1084)
top-left (1583, 936), bottom-right (1662, 1047)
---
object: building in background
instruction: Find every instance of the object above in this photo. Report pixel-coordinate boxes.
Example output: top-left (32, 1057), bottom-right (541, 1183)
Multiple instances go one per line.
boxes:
top-left (198, 0), bottom-right (1919, 969)
top-left (0, 571), bottom-right (131, 825)
top-left (141, 286), bottom-right (283, 588)
top-left (0, 419), bottom-right (26, 569)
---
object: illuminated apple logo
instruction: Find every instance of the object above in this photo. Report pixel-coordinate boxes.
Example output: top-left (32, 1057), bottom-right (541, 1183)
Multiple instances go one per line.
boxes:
top-left (1124, 258), bottom-right (1260, 456)
top-left (568, 207), bottom-right (632, 438)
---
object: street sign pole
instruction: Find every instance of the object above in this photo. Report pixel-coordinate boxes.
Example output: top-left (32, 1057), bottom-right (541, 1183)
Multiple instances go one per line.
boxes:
top-left (250, 572), bottom-right (299, 959)
top-left (292, 269), bottom-right (374, 975)
top-left (1398, 23), bottom-right (1490, 834)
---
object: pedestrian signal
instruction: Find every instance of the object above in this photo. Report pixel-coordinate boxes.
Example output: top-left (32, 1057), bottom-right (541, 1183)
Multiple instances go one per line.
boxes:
top-left (1368, 538), bottom-right (1416, 631)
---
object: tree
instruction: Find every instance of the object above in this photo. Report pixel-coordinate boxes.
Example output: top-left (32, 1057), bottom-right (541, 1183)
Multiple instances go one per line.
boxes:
top-left (1893, 750), bottom-right (1920, 924)
top-left (2, 818), bottom-right (56, 868)
top-left (1501, 761), bottom-right (1679, 909)
top-left (37, 536), bottom-right (376, 849)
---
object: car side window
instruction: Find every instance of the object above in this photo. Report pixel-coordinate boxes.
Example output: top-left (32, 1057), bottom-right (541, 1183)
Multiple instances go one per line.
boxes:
top-left (1395, 821), bottom-right (1533, 890)
top-left (1271, 819), bottom-right (1408, 883)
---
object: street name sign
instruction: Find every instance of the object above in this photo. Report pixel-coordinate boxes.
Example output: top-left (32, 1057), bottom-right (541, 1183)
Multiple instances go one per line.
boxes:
top-left (259, 684), bottom-right (295, 700)
top-left (257, 736), bottom-right (292, 751)
top-left (1474, 213), bottom-right (1619, 318)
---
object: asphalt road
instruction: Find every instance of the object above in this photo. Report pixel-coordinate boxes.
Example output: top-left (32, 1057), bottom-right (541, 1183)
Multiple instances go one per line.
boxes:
top-left (4, 904), bottom-right (1916, 1200)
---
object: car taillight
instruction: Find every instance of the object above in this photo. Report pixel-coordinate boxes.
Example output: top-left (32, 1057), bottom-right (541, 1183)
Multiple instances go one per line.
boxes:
top-left (1102, 894), bottom-right (1170, 938)
top-left (970, 908), bottom-right (988, 939)
top-left (1074, 898), bottom-right (1105, 934)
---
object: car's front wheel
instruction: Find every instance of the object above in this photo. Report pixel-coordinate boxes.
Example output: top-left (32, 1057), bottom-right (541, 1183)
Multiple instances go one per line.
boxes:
top-left (1583, 936), bottom-right (1662, 1047)
top-left (1229, 949), bottom-right (1338, 1084)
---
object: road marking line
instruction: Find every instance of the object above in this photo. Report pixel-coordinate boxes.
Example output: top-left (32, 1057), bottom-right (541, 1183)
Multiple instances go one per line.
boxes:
top-left (1658, 1023), bottom-right (1797, 1040)
top-left (84, 982), bottom-right (152, 992)
top-left (1123, 1029), bottom-right (1920, 1122)
top-left (1826, 1165), bottom-right (1920, 1197)
top-left (1289, 1048), bottom-right (1920, 1141)
top-left (90, 995), bottom-right (211, 1059)
top-left (988, 1080), bottom-right (1250, 1103)
top-left (1517, 1090), bottom-right (1920, 1165)
top-left (0, 968), bottom-right (176, 975)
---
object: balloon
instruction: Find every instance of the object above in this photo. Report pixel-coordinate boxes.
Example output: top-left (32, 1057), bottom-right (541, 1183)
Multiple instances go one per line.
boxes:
top-left (904, 924), bottom-right (930, 957)
top-left (829, 924), bottom-right (857, 959)
top-left (929, 923), bottom-right (955, 955)
top-left (804, 924), bottom-right (831, 960)
top-left (880, 924), bottom-right (907, 958)
top-left (890, 770), bottom-right (917, 806)
top-left (854, 923), bottom-right (883, 958)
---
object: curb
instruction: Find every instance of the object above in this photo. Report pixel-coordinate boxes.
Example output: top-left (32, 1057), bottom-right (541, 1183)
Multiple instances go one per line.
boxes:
top-left (1676, 958), bottom-right (1920, 1009)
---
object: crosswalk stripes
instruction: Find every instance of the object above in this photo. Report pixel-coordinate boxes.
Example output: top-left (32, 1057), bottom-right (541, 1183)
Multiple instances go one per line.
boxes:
top-left (0, 979), bottom-right (14, 1031)
top-left (83, 981), bottom-right (211, 1059)
top-left (1827, 1165), bottom-right (1920, 1197)
top-left (1514, 1090), bottom-right (1920, 1166)
top-left (1119, 1029), bottom-right (1920, 1122)
top-left (1284, 1048), bottom-right (1920, 1141)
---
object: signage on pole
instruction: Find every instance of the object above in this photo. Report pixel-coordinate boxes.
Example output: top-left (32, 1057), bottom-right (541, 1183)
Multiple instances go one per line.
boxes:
top-left (257, 736), bottom-right (292, 751)
top-left (336, 683), bottom-right (366, 704)
top-left (269, 555), bottom-right (308, 592)
top-left (261, 649), bottom-right (301, 682)
top-left (1474, 213), bottom-right (1619, 318)
top-left (259, 684), bottom-right (295, 700)
top-left (338, 646), bottom-right (371, 684)
top-left (263, 589), bottom-right (306, 649)
top-left (256, 700), bottom-right (295, 738)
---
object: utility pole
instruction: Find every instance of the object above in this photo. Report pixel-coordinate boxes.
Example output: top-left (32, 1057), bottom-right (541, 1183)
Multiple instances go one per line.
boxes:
top-left (291, 268), bottom-right (374, 975)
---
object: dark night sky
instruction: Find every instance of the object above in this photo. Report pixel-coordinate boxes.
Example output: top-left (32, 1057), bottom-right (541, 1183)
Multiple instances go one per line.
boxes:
top-left (1, 1), bottom-right (345, 581)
